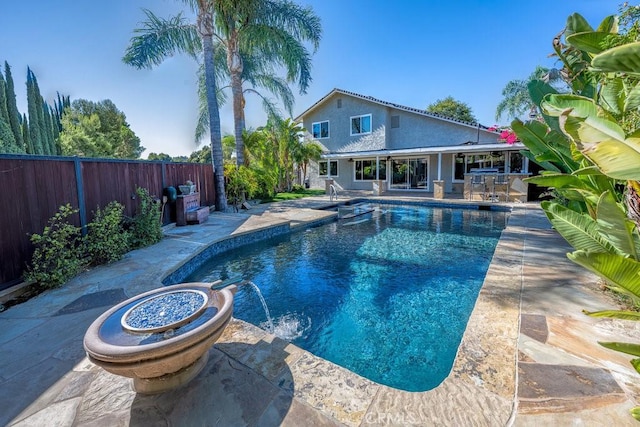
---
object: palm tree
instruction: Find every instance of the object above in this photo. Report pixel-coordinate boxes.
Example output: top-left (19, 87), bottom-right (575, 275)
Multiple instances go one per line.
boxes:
top-left (123, 4), bottom-right (228, 211)
top-left (495, 66), bottom-right (564, 122)
top-left (194, 51), bottom-right (296, 145)
top-left (124, 1), bottom-right (322, 168)
top-left (212, 0), bottom-right (321, 166)
top-left (293, 139), bottom-right (322, 186)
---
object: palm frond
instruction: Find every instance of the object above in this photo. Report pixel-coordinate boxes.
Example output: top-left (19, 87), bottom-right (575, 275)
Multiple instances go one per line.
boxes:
top-left (258, 0), bottom-right (322, 51)
top-left (244, 73), bottom-right (294, 115)
top-left (241, 25), bottom-right (313, 93)
top-left (123, 9), bottom-right (201, 69)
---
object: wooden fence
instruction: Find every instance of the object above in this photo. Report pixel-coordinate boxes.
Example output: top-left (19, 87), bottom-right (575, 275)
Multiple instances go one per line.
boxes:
top-left (0, 154), bottom-right (216, 289)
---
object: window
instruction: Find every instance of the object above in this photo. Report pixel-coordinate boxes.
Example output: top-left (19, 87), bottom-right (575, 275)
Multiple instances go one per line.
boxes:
top-left (350, 114), bottom-right (371, 136)
top-left (312, 121), bottom-right (329, 139)
top-left (318, 160), bottom-right (338, 177)
top-left (354, 159), bottom-right (385, 181)
top-left (453, 151), bottom-right (524, 181)
top-left (509, 152), bottom-right (524, 173)
top-left (337, 99), bottom-right (342, 108)
top-left (391, 115), bottom-right (400, 128)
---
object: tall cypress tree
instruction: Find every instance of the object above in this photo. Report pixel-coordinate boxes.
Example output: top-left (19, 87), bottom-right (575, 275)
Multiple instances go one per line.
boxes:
top-left (35, 88), bottom-right (50, 156)
top-left (4, 62), bottom-right (24, 151)
top-left (44, 103), bottom-right (58, 154)
top-left (22, 113), bottom-right (33, 154)
top-left (50, 105), bottom-right (60, 154)
top-left (0, 71), bottom-right (17, 152)
top-left (53, 92), bottom-right (70, 132)
top-left (26, 68), bottom-right (43, 154)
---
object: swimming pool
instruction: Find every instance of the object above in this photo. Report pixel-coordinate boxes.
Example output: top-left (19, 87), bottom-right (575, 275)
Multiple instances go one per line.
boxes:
top-left (187, 204), bottom-right (508, 391)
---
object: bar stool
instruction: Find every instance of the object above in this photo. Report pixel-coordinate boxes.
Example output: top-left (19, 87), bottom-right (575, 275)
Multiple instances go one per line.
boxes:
top-left (470, 174), bottom-right (486, 200)
top-left (493, 174), bottom-right (510, 202)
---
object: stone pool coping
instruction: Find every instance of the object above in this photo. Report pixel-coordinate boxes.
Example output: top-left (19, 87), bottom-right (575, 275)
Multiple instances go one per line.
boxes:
top-left (2, 198), bottom-right (639, 426)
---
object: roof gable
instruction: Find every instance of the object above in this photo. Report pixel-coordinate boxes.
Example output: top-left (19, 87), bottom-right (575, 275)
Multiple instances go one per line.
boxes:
top-left (295, 88), bottom-right (487, 130)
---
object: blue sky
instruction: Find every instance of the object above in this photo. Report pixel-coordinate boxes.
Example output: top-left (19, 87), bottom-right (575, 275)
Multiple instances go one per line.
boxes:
top-left (0, 0), bottom-right (619, 157)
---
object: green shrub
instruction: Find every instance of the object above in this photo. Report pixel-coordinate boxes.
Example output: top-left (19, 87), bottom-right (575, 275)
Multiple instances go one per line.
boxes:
top-left (225, 164), bottom-right (259, 206)
top-left (129, 187), bottom-right (163, 249)
top-left (25, 204), bottom-right (84, 289)
top-left (85, 202), bottom-right (130, 265)
top-left (291, 184), bottom-right (305, 193)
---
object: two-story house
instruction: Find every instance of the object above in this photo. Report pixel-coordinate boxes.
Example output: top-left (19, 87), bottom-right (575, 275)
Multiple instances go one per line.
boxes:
top-left (296, 88), bottom-right (529, 197)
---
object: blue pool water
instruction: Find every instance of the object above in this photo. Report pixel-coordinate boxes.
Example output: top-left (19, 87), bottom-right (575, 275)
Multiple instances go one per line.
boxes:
top-left (187, 204), bottom-right (508, 391)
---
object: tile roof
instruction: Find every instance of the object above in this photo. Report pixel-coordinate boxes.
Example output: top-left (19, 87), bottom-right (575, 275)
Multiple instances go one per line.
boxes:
top-left (295, 88), bottom-right (489, 130)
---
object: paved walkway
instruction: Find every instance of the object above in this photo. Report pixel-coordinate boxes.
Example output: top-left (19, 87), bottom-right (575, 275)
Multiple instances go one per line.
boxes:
top-left (0, 195), bottom-right (638, 426)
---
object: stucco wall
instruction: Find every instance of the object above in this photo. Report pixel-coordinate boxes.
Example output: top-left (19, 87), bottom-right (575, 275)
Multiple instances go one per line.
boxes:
top-left (388, 111), bottom-right (496, 149)
top-left (302, 93), bottom-right (390, 153)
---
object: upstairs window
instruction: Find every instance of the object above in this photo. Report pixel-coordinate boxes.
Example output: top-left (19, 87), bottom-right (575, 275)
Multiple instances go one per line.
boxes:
top-left (350, 114), bottom-right (371, 136)
top-left (312, 121), bottom-right (329, 139)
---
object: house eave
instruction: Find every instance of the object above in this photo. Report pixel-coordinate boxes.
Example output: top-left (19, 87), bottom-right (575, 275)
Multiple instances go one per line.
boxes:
top-left (295, 88), bottom-right (496, 132)
top-left (320, 143), bottom-right (526, 159)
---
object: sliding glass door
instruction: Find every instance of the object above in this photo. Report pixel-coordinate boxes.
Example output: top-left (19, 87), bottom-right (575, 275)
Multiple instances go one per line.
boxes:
top-left (390, 158), bottom-right (429, 190)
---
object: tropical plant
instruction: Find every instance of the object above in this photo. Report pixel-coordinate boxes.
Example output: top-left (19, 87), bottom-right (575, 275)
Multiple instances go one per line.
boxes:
top-left (224, 163), bottom-right (258, 209)
top-left (293, 139), bottom-right (322, 185)
top-left (426, 96), bottom-right (477, 123)
top-left (123, 2), bottom-right (228, 211)
top-left (211, 0), bottom-right (321, 165)
top-left (512, 10), bottom-right (640, 420)
top-left (123, 1), bottom-right (321, 168)
top-left (495, 66), bottom-right (565, 121)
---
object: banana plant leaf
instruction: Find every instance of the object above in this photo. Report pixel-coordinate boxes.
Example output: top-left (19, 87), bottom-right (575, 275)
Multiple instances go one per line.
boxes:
top-left (573, 165), bottom-right (606, 175)
top-left (559, 113), bottom-right (640, 180)
top-left (526, 173), bottom-right (595, 190)
top-left (541, 94), bottom-right (599, 118)
top-left (528, 80), bottom-right (561, 133)
top-left (591, 42), bottom-right (640, 76)
top-left (566, 31), bottom-right (623, 54)
top-left (584, 309), bottom-right (640, 320)
top-left (599, 77), bottom-right (625, 115)
top-left (625, 81), bottom-right (640, 111)
top-left (632, 406), bottom-right (640, 421)
top-left (542, 201), bottom-right (614, 252)
top-left (521, 150), bottom-right (560, 173)
top-left (568, 251), bottom-right (640, 296)
top-left (512, 119), bottom-right (578, 172)
top-left (595, 191), bottom-right (640, 258)
top-left (598, 341), bottom-right (640, 357)
top-left (596, 15), bottom-right (619, 33)
top-left (566, 13), bottom-right (594, 37)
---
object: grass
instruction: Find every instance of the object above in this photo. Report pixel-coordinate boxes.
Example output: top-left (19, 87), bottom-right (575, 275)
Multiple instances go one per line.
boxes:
top-left (261, 189), bottom-right (325, 202)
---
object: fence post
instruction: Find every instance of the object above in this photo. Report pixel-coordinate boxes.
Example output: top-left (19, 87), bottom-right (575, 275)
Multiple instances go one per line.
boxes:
top-left (161, 161), bottom-right (166, 189)
top-left (74, 157), bottom-right (87, 235)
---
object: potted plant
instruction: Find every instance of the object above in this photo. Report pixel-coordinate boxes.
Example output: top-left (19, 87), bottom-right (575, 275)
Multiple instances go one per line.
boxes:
top-left (179, 180), bottom-right (196, 195)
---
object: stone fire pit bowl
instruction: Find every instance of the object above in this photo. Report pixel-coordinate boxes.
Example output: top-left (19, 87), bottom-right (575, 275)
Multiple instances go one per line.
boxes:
top-left (84, 282), bottom-right (237, 394)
